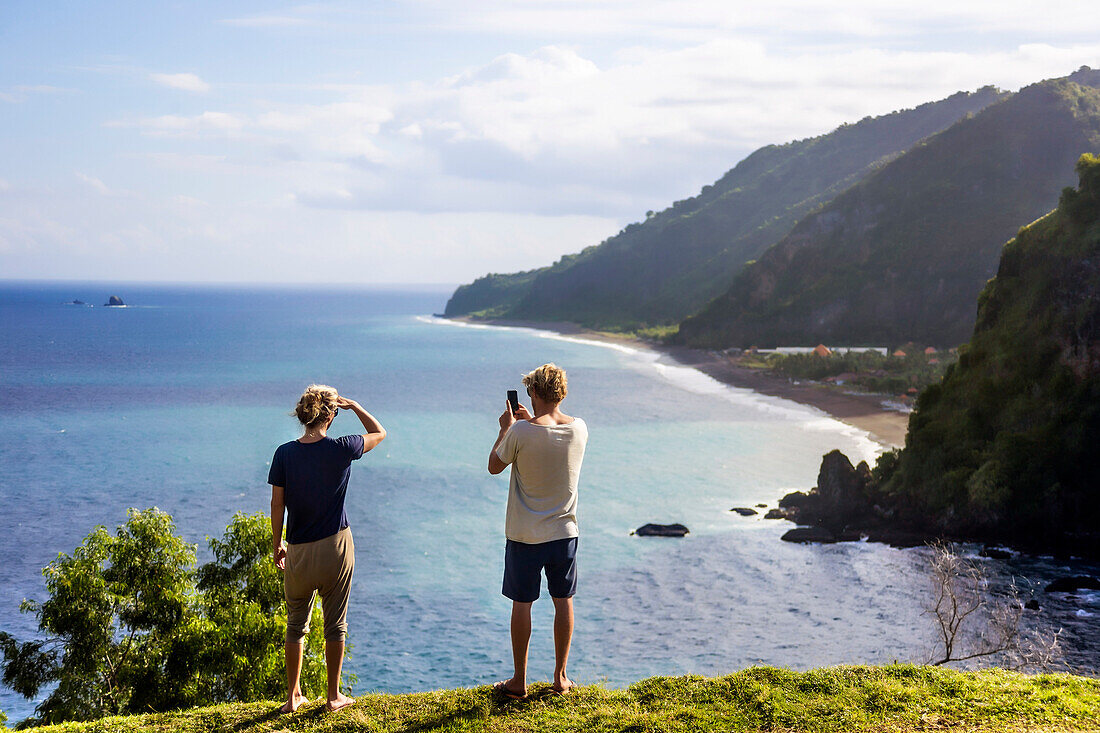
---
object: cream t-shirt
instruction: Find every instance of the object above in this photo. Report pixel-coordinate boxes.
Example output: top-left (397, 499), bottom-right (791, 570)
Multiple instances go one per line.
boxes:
top-left (495, 417), bottom-right (588, 544)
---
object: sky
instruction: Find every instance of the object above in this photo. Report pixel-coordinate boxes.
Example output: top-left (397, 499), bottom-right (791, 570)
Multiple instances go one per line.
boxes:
top-left (2, 1), bottom-right (1100, 285)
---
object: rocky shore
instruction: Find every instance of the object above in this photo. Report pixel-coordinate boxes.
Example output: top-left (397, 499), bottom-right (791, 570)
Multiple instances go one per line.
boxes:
top-left (771, 449), bottom-right (1100, 561)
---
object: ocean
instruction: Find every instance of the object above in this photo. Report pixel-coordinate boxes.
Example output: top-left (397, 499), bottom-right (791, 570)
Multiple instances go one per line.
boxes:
top-left (1, 282), bottom-right (1096, 722)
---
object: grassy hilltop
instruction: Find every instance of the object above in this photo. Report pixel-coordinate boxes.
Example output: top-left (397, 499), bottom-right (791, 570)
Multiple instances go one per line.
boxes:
top-left (16, 666), bottom-right (1100, 733)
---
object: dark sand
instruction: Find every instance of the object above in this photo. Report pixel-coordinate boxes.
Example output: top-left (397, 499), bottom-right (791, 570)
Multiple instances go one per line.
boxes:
top-left (453, 317), bottom-right (910, 449)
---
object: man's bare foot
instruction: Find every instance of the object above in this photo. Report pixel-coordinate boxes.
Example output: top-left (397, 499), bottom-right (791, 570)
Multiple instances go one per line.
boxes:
top-left (326, 693), bottom-right (355, 712)
top-left (552, 678), bottom-right (575, 695)
top-left (279, 690), bottom-right (308, 714)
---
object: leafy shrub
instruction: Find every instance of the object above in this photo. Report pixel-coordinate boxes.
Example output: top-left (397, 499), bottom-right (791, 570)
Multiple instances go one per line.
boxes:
top-left (0, 510), bottom-right (329, 726)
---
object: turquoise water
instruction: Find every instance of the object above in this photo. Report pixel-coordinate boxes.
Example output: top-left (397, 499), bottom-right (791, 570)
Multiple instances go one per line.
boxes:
top-left (1, 283), bottom-right (1096, 721)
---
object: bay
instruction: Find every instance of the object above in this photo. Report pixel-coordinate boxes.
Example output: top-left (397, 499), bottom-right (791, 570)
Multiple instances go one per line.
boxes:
top-left (0, 282), bottom-right (1095, 723)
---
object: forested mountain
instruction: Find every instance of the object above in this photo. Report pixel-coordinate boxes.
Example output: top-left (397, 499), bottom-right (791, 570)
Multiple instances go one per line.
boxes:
top-left (880, 154), bottom-right (1100, 555)
top-left (678, 68), bottom-right (1100, 348)
top-left (445, 87), bottom-right (1006, 327)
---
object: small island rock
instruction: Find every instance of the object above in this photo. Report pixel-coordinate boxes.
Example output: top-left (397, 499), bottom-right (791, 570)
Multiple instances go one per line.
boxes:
top-left (764, 509), bottom-right (788, 520)
top-left (104, 295), bottom-right (125, 306)
top-left (781, 527), bottom-right (838, 543)
top-left (730, 507), bottom-right (758, 516)
top-left (632, 523), bottom-right (689, 537)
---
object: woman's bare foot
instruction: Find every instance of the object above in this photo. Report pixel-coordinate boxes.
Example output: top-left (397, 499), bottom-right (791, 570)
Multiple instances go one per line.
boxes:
top-left (279, 690), bottom-right (308, 714)
top-left (326, 693), bottom-right (355, 712)
top-left (493, 679), bottom-right (527, 700)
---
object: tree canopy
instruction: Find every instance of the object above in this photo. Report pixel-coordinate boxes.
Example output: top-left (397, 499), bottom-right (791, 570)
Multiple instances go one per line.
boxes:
top-left (0, 509), bottom-right (331, 727)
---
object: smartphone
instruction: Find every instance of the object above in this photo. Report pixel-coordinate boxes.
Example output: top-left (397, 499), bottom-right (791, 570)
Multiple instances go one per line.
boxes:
top-left (507, 389), bottom-right (519, 414)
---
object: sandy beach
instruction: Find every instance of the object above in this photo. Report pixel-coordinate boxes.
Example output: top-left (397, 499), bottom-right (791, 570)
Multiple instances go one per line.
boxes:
top-left (453, 317), bottom-right (910, 449)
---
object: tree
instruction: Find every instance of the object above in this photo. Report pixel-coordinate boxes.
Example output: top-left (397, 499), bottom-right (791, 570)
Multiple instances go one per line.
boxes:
top-left (925, 541), bottom-right (1062, 670)
top-left (0, 509), bottom-right (329, 727)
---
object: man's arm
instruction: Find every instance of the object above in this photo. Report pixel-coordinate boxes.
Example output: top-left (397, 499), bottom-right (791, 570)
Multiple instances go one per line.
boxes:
top-left (489, 401), bottom-right (530, 474)
top-left (337, 397), bottom-right (386, 453)
top-left (488, 425), bottom-right (509, 475)
top-left (271, 485), bottom-right (286, 569)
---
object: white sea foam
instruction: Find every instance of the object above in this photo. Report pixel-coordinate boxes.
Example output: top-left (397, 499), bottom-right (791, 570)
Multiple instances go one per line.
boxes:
top-left (416, 315), bottom-right (642, 355)
top-left (420, 315), bottom-right (884, 463)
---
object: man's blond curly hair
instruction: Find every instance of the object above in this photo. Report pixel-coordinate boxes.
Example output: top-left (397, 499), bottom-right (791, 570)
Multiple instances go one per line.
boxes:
top-left (522, 363), bottom-right (567, 403)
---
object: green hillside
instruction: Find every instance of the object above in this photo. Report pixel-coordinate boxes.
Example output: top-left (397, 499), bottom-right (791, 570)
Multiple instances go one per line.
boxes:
top-left (871, 153), bottom-right (1100, 556)
top-left (445, 87), bottom-right (1005, 328)
top-left (679, 68), bottom-right (1100, 348)
top-left (12, 666), bottom-right (1100, 733)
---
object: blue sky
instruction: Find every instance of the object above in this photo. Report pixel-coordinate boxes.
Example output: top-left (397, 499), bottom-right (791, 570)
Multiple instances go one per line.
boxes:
top-left (2, 1), bottom-right (1099, 284)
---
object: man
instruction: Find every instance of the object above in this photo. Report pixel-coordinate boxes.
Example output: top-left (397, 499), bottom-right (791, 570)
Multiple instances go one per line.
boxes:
top-left (488, 363), bottom-right (588, 698)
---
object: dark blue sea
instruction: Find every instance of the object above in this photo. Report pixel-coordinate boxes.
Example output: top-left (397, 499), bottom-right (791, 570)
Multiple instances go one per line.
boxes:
top-left (1, 282), bottom-right (1096, 722)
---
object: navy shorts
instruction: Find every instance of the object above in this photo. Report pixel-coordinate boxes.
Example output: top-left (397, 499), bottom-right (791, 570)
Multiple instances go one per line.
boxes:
top-left (502, 537), bottom-right (578, 603)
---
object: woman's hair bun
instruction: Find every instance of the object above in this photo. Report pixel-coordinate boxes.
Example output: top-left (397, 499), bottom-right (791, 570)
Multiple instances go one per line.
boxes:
top-left (294, 384), bottom-right (339, 427)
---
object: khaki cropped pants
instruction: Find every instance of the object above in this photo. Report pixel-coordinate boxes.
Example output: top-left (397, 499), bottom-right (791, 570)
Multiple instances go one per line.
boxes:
top-left (284, 527), bottom-right (355, 644)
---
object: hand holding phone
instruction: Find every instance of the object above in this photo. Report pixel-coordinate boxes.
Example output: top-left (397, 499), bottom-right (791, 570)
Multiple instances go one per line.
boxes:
top-left (507, 389), bottom-right (519, 415)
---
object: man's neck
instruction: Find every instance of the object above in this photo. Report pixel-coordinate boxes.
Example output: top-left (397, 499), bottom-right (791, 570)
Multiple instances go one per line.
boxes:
top-left (529, 399), bottom-right (572, 425)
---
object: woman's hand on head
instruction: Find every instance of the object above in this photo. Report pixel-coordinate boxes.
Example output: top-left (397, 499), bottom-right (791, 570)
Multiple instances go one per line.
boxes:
top-left (335, 396), bottom-right (359, 411)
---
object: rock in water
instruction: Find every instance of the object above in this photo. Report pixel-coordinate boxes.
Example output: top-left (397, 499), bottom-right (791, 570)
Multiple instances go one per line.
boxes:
top-left (1044, 576), bottom-right (1100, 593)
top-left (104, 295), bottom-right (125, 306)
top-left (730, 507), bottom-right (758, 516)
top-left (632, 523), bottom-right (689, 537)
top-left (764, 509), bottom-right (788, 520)
top-left (781, 527), bottom-right (838, 543)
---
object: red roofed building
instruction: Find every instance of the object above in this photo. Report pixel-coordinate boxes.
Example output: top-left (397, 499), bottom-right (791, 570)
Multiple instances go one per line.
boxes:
top-left (813, 344), bottom-right (832, 357)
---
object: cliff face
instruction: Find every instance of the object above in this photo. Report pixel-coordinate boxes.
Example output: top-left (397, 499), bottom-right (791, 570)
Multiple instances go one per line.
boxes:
top-left (873, 153), bottom-right (1100, 556)
top-left (678, 69), bottom-right (1100, 348)
top-left (445, 86), bottom-right (1006, 328)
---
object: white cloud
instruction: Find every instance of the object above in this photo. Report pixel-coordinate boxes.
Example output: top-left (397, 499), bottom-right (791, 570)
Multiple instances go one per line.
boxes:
top-left (76, 173), bottom-right (112, 196)
top-left (8, 1), bottom-right (1100, 284)
top-left (417, 0), bottom-right (1100, 42)
top-left (149, 72), bottom-right (211, 93)
top-left (116, 111), bottom-right (247, 137)
top-left (102, 40), bottom-right (1100, 223)
top-left (219, 15), bottom-right (315, 27)
top-left (0, 84), bottom-right (73, 103)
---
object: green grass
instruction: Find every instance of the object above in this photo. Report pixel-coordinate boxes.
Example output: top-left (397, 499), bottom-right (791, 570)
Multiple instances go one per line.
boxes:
top-left (23, 665), bottom-right (1100, 732)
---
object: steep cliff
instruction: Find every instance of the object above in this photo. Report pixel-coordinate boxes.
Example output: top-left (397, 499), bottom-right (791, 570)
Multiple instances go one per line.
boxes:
top-left (446, 87), bottom-right (1006, 328)
top-left (679, 68), bottom-right (1100, 348)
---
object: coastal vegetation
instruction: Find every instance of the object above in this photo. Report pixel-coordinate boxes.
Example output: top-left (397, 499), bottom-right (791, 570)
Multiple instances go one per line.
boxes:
top-left (446, 85), bottom-right (1005, 329)
top-left (780, 154), bottom-right (1100, 559)
top-left (763, 347), bottom-right (957, 400)
top-left (0, 510), bottom-right (330, 727)
top-left (679, 67), bottom-right (1100, 348)
top-left (7, 665), bottom-right (1100, 732)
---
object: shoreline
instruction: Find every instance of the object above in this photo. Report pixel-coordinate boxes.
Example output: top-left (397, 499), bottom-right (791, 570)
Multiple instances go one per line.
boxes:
top-left (449, 316), bottom-right (909, 450)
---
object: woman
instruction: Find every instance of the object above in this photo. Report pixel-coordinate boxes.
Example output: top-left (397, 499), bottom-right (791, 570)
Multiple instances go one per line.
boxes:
top-left (268, 384), bottom-right (386, 713)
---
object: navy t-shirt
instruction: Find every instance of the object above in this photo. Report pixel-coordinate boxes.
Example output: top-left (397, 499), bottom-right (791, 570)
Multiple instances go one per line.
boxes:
top-left (268, 435), bottom-right (366, 544)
